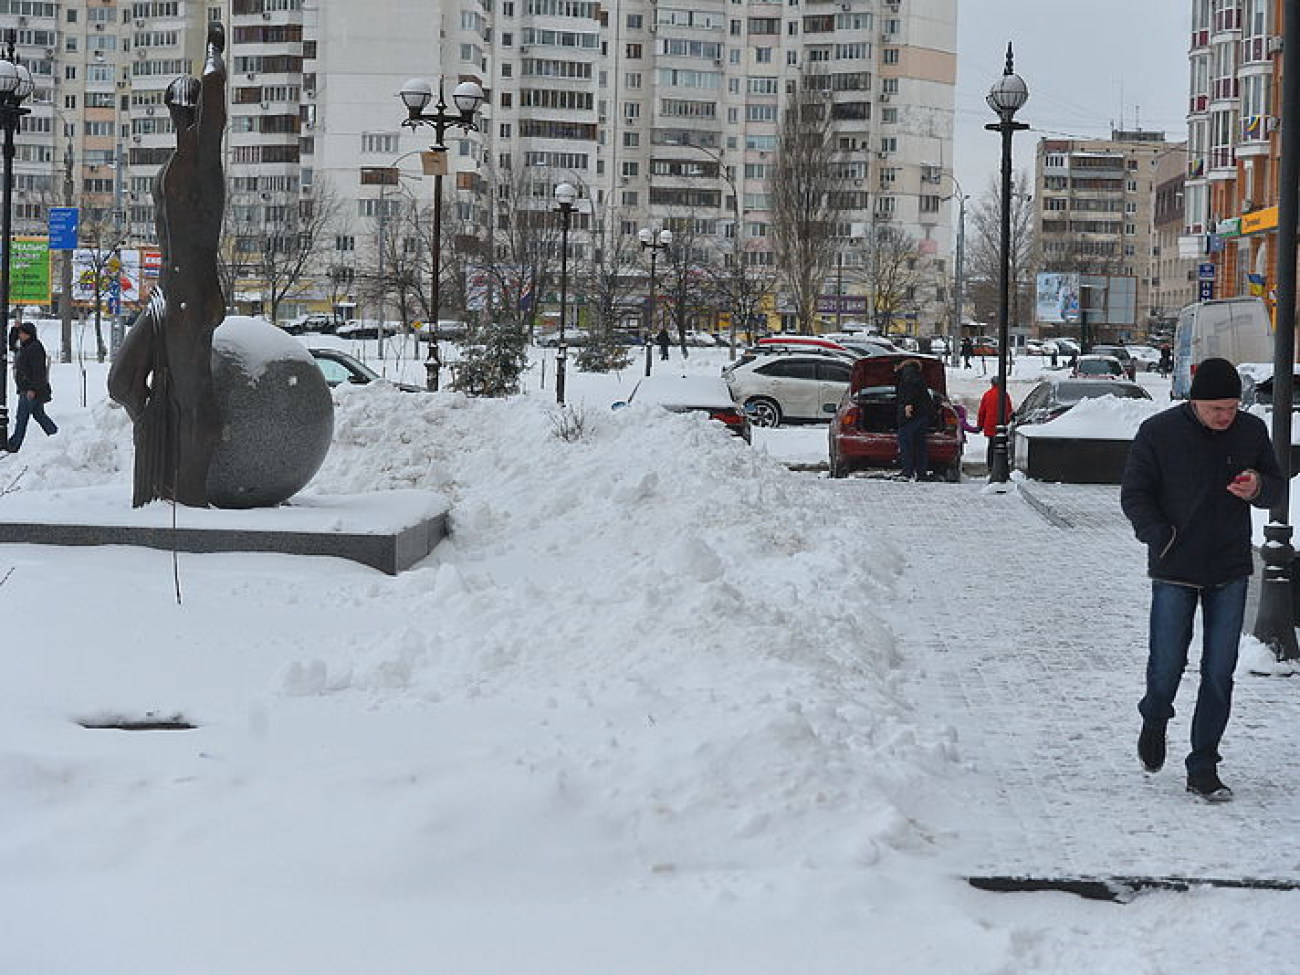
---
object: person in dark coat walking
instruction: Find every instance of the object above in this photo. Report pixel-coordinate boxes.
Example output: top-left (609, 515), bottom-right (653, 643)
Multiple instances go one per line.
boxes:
top-left (7, 321), bottom-right (57, 452)
top-left (960, 336), bottom-right (974, 369)
top-left (656, 326), bottom-right (671, 361)
top-left (894, 358), bottom-right (933, 480)
top-left (1120, 357), bottom-right (1282, 802)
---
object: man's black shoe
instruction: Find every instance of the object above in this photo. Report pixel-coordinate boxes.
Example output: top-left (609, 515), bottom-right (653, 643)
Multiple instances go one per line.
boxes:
top-left (1186, 769), bottom-right (1233, 802)
top-left (1138, 721), bottom-right (1166, 773)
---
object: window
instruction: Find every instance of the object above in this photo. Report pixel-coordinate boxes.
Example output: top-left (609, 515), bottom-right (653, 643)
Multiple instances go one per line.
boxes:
top-left (882, 48), bottom-right (899, 64)
top-left (755, 47), bottom-right (772, 63)
top-left (626, 43), bottom-right (642, 58)
top-left (757, 359), bottom-right (818, 380)
top-left (920, 195), bottom-right (940, 213)
top-left (623, 131), bottom-right (640, 147)
top-left (626, 13), bottom-right (642, 27)
top-left (361, 133), bottom-right (398, 154)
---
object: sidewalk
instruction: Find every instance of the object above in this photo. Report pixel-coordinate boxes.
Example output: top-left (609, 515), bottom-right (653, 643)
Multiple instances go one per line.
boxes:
top-left (825, 475), bottom-right (1300, 891)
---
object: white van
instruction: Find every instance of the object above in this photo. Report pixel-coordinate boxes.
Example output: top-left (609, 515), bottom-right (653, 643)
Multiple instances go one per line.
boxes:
top-left (1172, 297), bottom-right (1274, 399)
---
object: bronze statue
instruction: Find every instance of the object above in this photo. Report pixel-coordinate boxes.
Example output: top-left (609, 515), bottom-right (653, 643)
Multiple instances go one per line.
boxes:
top-left (108, 23), bottom-right (227, 507)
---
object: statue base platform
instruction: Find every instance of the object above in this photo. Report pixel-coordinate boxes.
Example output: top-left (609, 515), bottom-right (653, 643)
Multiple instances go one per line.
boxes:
top-left (0, 486), bottom-right (448, 575)
top-left (1013, 433), bottom-right (1134, 484)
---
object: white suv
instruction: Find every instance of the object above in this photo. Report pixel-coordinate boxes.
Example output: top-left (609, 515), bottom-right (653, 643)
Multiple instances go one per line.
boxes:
top-left (722, 352), bottom-right (854, 427)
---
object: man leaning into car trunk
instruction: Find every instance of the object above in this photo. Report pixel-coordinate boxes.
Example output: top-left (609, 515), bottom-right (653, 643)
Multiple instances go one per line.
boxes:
top-left (894, 358), bottom-right (932, 481)
top-left (1120, 357), bottom-right (1281, 802)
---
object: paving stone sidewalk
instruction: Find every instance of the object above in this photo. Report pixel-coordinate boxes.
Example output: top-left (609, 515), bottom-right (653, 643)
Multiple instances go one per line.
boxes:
top-left (826, 475), bottom-right (1300, 888)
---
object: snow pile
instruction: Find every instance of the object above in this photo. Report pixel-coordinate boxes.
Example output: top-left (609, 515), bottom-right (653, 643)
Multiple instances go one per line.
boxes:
top-left (1022, 394), bottom-right (1168, 439)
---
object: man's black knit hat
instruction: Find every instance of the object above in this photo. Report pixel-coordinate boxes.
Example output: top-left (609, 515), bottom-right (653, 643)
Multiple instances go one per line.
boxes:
top-left (1189, 357), bottom-right (1242, 400)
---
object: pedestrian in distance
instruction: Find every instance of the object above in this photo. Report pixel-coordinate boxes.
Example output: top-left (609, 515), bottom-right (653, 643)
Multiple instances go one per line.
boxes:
top-left (1120, 357), bottom-right (1282, 802)
top-left (894, 357), bottom-right (932, 480)
top-left (1159, 343), bottom-right (1173, 378)
top-left (6, 321), bottom-right (57, 452)
top-left (656, 326), bottom-right (671, 361)
top-left (960, 336), bottom-right (974, 369)
top-left (975, 376), bottom-right (1013, 470)
top-left (1049, 344), bottom-right (1059, 369)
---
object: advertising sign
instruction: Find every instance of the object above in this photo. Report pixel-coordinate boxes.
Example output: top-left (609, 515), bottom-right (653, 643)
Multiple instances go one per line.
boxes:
top-left (1035, 272), bottom-right (1081, 324)
top-left (10, 237), bottom-right (50, 305)
top-left (72, 248), bottom-right (143, 307)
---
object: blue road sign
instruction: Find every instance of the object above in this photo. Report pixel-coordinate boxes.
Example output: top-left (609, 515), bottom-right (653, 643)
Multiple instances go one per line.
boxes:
top-left (48, 207), bottom-right (78, 250)
top-left (1198, 279), bottom-right (1215, 301)
top-left (1197, 262), bottom-right (1216, 280)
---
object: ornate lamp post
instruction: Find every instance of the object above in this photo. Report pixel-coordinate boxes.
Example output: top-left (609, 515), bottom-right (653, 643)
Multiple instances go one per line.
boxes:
top-left (639, 227), bottom-right (672, 376)
top-left (398, 76), bottom-right (485, 391)
top-left (984, 43), bottom-right (1029, 485)
top-left (941, 174), bottom-right (968, 369)
top-left (1253, 0), bottom-right (1300, 661)
top-left (553, 182), bottom-right (577, 405)
top-left (0, 34), bottom-right (32, 446)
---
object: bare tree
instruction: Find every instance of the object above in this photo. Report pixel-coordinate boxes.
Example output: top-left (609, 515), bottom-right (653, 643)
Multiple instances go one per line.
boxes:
top-left (574, 197), bottom-right (636, 373)
top-left (451, 161), bottom-right (558, 395)
top-left (257, 180), bottom-right (344, 328)
top-left (860, 223), bottom-right (921, 333)
top-left (966, 171), bottom-right (1037, 327)
top-left (768, 68), bottom-right (842, 334)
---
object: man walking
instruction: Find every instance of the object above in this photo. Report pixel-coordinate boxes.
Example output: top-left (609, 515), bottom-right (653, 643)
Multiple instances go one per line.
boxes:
top-left (1120, 357), bottom-right (1281, 801)
top-left (7, 321), bottom-right (57, 452)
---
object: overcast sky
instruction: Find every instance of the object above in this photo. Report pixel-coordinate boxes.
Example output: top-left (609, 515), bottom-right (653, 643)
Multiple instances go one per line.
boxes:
top-left (953, 0), bottom-right (1192, 201)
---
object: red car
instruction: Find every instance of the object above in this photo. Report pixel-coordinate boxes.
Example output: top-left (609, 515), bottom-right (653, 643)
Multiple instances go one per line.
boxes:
top-left (827, 354), bottom-right (965, 480)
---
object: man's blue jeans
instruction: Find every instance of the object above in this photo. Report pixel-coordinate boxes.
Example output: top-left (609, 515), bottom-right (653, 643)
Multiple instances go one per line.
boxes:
top-left (1139, 577), bottom-right (1247, 775)
top-left (897, 414), bottom-right (929, 478)
top-left (8, 392), bottom-right (56, 451)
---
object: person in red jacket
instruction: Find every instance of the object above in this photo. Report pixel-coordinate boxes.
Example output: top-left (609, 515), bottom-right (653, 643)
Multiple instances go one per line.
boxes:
top-left (975, 376), bottom-right (1013, 469)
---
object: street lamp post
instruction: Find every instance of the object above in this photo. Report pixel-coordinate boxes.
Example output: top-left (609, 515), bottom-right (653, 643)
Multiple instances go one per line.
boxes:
top-left (639, 227), bottom-right (672, 376)
top-left (398, 76), bottom-right (485, 391)
top-left (0, 34), bottom-right (32, 447)
top-left (1252, 0), bottom-right (1300, 660)
top-left (942, 175), bottom-right (969, 368)
top-left (553, 182), bottom-right (577, 405)
top-left (984, 43), bottom-right (1029, 485)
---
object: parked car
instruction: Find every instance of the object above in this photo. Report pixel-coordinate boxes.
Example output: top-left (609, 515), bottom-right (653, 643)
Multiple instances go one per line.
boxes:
top-left (611, 374), bottom-right (751, 442)
top-left (540, 329), bottom-right (590, 347)
top-left (1023, 340), bottom-right (1046, 356)
top-left (927, 336), bottom-right (950, 355)
top-left (334, 319), bottom-right (404, 341)
top-left (1042, 338), bottom-right (1081, 359)
top-left (308, 347), bottom-right (425, 392)
top-left (972, 336), bottom-right (999, 357)
top-left (827, 354), bottom-right (964, 481)
top-left (1088, 344), bottom-right (1138, 379)
top-left (756, 335), bottom-right (853, 355)
top-left (1010, 376), bottom-right (1152, 439)
top-left (823, 333), bottom-right (900, 356)
top-left (1071, 354), bottom-right (1125, 379)
top-left (280, 313), bottom-right (336, 335)
top-left (722, 352), bottom-right (854, 427)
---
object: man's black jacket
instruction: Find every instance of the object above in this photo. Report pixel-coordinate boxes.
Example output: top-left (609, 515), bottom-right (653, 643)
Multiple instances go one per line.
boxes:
top-left (13, 336), bottom-right (50, 397)
top-left (1121, 403), bottom-right (1282, 587)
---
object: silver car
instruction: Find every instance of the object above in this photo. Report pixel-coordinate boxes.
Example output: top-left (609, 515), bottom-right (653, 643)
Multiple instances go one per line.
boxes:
top-left (722, 352), bottom-right (853, 427)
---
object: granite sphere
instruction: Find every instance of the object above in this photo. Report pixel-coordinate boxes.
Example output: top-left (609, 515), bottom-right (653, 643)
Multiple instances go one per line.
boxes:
top-left (206, 316), bottom-right (334, 508)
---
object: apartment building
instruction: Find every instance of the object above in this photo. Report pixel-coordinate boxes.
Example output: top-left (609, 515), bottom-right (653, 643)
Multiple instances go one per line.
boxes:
top-left (1182, 0), bottom-right (1281, 305)
top-left (0, 0), bottom-right (956, 331)
top-left (1033, 130), bottom-right (1174, 341)
top-left (1149, 143), bottom-right (1196, 331)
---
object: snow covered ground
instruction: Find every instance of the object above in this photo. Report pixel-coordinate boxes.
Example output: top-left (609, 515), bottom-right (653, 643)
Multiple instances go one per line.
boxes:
top-left (2, 329), bottom-right (1299, 973)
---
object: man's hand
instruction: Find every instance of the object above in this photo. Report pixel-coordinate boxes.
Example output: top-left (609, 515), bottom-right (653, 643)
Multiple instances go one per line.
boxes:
top-left (24, 390), bottom-right (33, 401)
top-left (904, 404), bottom-right (914, 418)
top-left (1228, 469), bottom-right (1260, 500)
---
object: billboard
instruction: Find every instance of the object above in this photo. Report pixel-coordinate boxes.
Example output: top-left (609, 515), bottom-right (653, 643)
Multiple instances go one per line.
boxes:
top-left (72, 248), bottom-right (143, 308)
top-left (11, 237), bottom-right (50, 305)
top-left (1036, 272), bottom-right (1080, 324)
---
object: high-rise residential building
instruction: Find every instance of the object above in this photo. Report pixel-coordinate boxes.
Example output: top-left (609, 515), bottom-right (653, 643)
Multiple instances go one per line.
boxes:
top-left (1182, 0), bottom-right (1280, 303)
top-left (1033, 130), bottom-right (1174, 342)
top-left (1150, 143), bottom-right (1195, 332)
top-left (1, 0), bottom-right (957, 333)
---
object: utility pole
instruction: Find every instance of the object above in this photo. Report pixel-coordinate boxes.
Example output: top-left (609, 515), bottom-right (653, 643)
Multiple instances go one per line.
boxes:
top-left (59, 142), bottom-right (72, 364)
